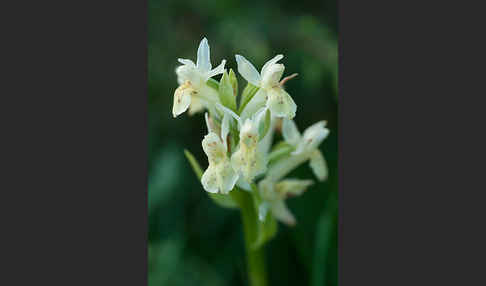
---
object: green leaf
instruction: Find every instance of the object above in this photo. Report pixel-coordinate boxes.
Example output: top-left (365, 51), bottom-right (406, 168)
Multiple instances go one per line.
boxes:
top-left (218, 70), bottom-right (237, 111)
top-left (184, 149), bottom-right (238, 209)
top-left (267, 141), bottom-right (295, 165)
top-left (311, 212), bottom-right (333, 286)
top-left (238, 83), bottom-right (259, 114)
top-left (258, 109), bottom-right (271, 140)
top-left (206, 78), bottom-right (219, 91)
top-left (229, 69), bottom-right (238, 98)
top-left (148, 236), bottom-right (184, 286)
top-left (208, 193), bottom-right (239, 209)
top-left (311, 193), bottom-right (338, 286)
top-left (184, 149), bottom-right (203, 179)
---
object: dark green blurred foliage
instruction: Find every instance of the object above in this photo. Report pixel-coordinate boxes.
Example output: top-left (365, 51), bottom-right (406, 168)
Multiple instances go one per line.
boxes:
top-left (148, 0), bottom-right (338, 285)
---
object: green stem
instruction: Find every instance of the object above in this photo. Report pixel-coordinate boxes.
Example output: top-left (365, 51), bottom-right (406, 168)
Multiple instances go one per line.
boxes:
top-left (242, 206), bottom-right (267, 286)
top-left (232, 190), bottom-right (268, 286)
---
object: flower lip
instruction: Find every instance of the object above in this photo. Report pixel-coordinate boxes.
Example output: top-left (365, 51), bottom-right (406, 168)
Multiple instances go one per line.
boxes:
top-left (230, 106), bottom-right (268, 182)
top-left (201, 129), bottom-right (239, 194)
top-left (172, 81), bottom-right (194, 117)
top-left (266, 88), bottom-right (297, 119)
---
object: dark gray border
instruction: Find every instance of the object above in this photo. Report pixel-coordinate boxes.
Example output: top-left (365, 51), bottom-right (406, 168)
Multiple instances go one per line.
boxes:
top-left (338, 0), bottom-right (486, 285)
top-left (3, 1), bottom-right (148, 285)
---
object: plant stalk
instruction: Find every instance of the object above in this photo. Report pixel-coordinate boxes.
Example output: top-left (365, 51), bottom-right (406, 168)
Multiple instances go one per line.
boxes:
top-left (232, 189), bottom-right (268, 286)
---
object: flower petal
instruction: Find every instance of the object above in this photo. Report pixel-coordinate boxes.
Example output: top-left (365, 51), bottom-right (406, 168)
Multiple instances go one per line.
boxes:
top-left (201, 166), bottom-right (219, 193)
top-left (252, 106), bottom-right (268, 128)
top-left (261, 54), bottom-right (283, 77)
top-left (282, 118), bottom-right (301, 146)
top-left (235, 54), bottom-right (261, 86)
top-left (196, 37), bottom-right (211, 73)
top-left (293, 121), bottom-right (329, 154)
top-left (253, 150), bottom-right (268, 178)
top-left (172, 84), bottom-right (192, 117)
top-left (230, 149), bottom-right (244, 174)
top-left (239, 89), bottom-right (267, 122)
top-left (188, 96), bottom-right (204, 115)
top-left (206, 60), bottom-right (226, 80)
top-left (261, 63), bottom-right (285, 89)
top-left (236, 176), bottom-right (252, 191)
top-left (265, 153), bottom-right (309, 182)
top-left (178, 58), bottom-right (196, 67)
top-left (258, 115), bottom-right (275, 156)
top-left (175, 65), bottom-right (199, 85)
top-left (266, 87), bottom-right (297, 119)
top-left (202, 132), bottom-right (227, 164)
top-left (221, 111), bottom-right (230, 151)
top-left (233, 115), bottom-right (267, 182)
top-left (271, 200), bottom-right (296, 226)
top-left (204, 112), bottom-right (212, 133)
top-left (258, 179), bottom-right (279, 201)
top-left (233, 148), bottom-right (267, 182)
top-left (216, 160), bottom-right (239, 194)
top-left (309, 150), bottom-right (328, 181)
top-left (240, 118), bottom-right (257, 139)
top-left (275, 179), bottom-right (314, 197)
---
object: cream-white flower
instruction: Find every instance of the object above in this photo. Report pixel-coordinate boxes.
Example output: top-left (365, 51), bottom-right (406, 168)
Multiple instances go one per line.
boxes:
top-left (201, 112), bottom-right (239, 194)
top-left (235, 54), bottom-right (297, 119)
top-left (172, 37), bottom-right (226, 118)
top-left (266, 119), bottom-right (330, 182)
top-left (258, 178), bottom-right (314, 226)
top-left (257, 119), bottom-right (327, 225)
top-left (231, 108), bottom-right (268, 182)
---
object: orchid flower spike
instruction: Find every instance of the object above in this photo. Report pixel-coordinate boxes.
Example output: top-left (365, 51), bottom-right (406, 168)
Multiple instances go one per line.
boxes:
top-left (231, 107), bottom-right (268, 182)
top-left (200, 112), bottom-right (239, 194)
top-left (235, 54), bottom-right (297, 119)
top-left (258, 178), bottom-right (314, 226)
top-left (172, 37), bottom-right (227, 118)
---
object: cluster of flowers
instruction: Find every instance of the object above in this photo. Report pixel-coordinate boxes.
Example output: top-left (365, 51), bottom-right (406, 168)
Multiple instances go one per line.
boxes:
top-left (172, 38), bottom-right (329, 226)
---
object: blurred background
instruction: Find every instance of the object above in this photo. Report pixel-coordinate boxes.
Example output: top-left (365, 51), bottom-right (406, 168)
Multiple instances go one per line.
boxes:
top-left (148, 0), bottom-right (338, 285)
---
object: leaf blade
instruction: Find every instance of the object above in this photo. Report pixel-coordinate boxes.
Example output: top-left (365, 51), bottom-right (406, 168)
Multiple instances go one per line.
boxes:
top-left (218, 70), bottom-right (237, 111)
top-left (238, 83), bottom-right (260, 114)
